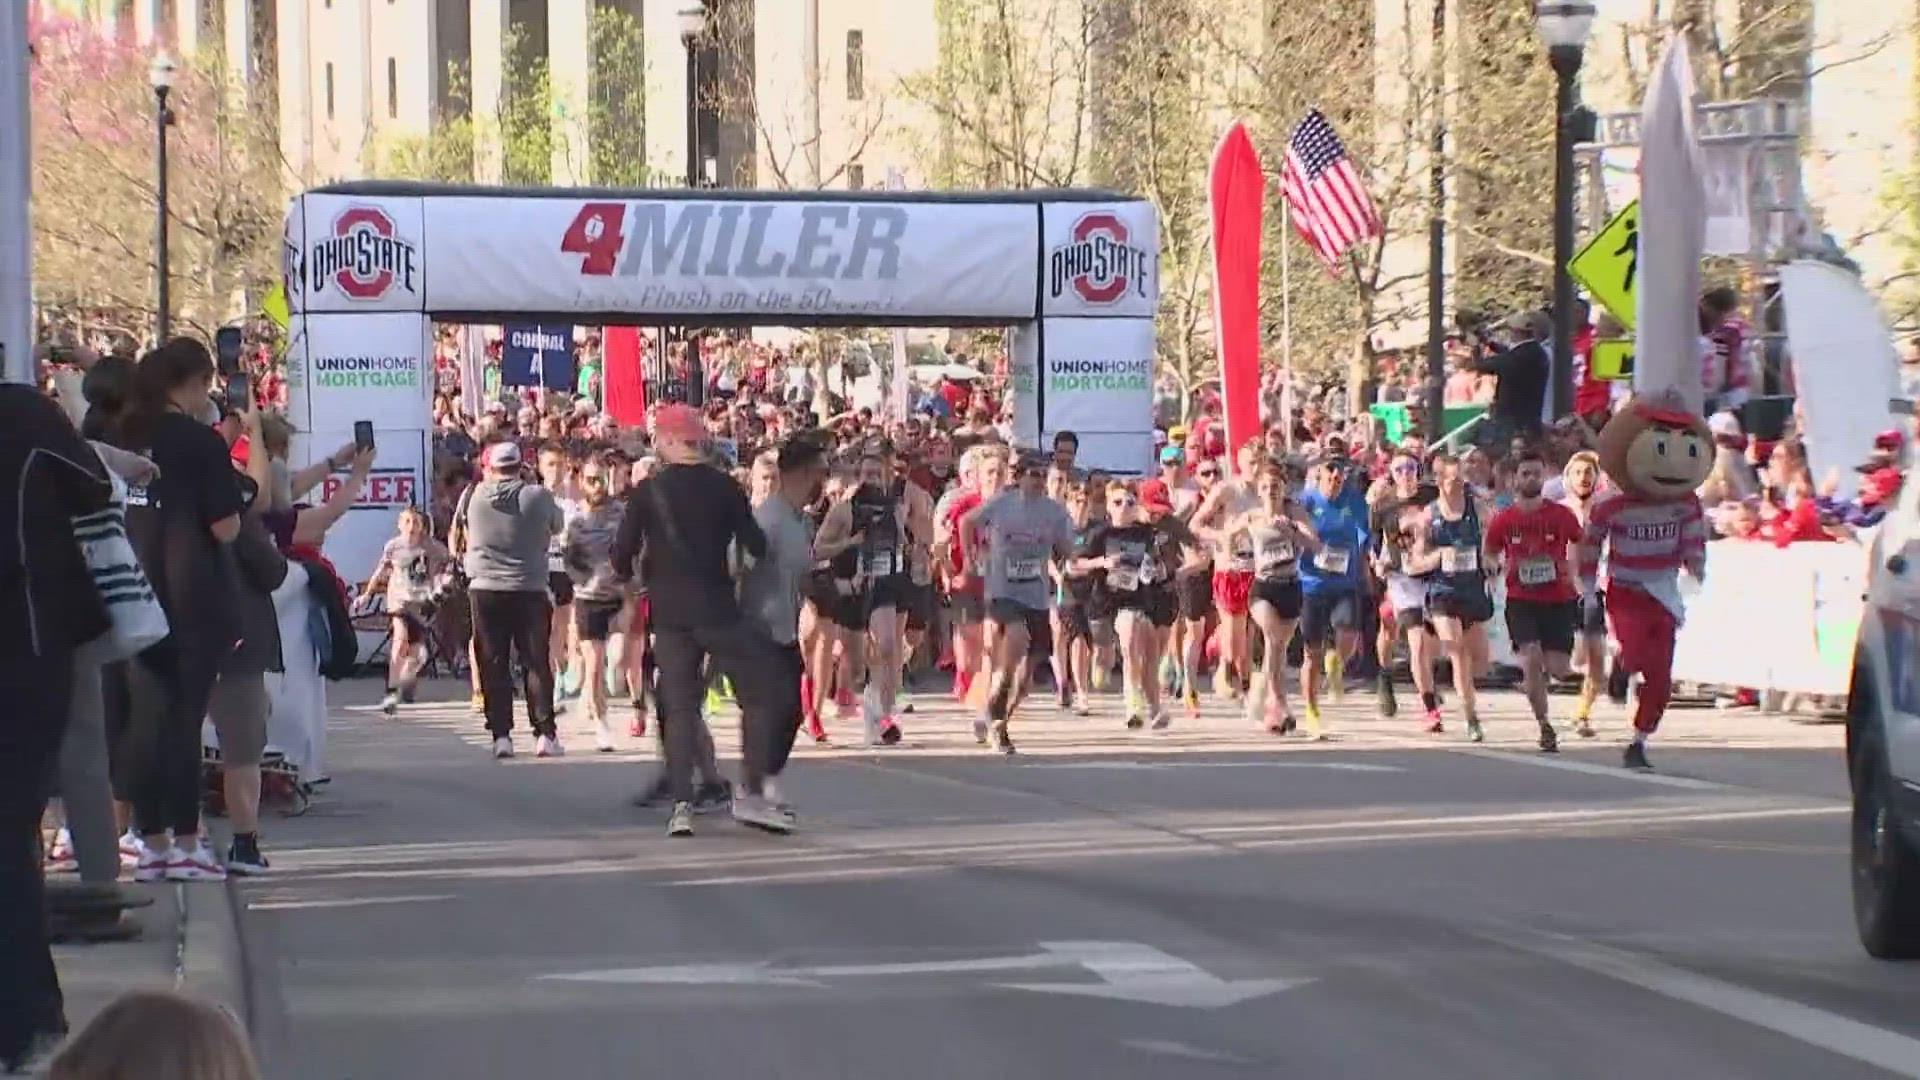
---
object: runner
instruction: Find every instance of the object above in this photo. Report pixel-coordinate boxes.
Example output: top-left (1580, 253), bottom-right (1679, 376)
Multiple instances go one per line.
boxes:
top-left (559, 452), bottom-right (629, 752)
top-left (813, 448), bottom-right (910, 746)
top-left (1052, 479), bottom-right (1099, 716)
top-left (1367, 449), bottom-right (1433, 717)
top-left (1169, 455), bottom-right (1220, 714)
top-left (960, 452), bottom-right (1075, 753)
top-left (1077, 480), bottom-right (1195, 730)
top-left (1190, 441), bottom-right (1265, 706)
top-left (1413, 456), bottom-right (1495, 742)
top-left (884, 441), bottom-right (938, 719)
top-left (1560, 449), bottom-right (1608, 735)
top-left (537, 442), bottom-right (582, 704)
top-left (364, 506), bottom-right (450, 717)
top-left (1372, 496), bottom-right (1445, 732)
top-left (1219, 462), bottom-right (1319, 733)
top-left (937, 446), bottom-right (1006, 711)
top-left (1297, 458), bottom-right (1369, 736)
top-left (1485, 451), bottom-right (1585, 752)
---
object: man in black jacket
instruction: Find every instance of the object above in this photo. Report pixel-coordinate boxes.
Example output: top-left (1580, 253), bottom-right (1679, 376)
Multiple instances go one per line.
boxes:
top-left (1471, 310), bottom-right (1552, 439)
top-left (0, 383), bottom-right (113, 1072)
top-left (611, 404), bottom-right (769, 838)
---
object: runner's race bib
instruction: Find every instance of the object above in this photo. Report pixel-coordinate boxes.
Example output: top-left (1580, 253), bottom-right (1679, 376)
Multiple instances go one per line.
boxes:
top-left (860, 549), bottom-right (899, 578)
top-left (1258, 541), bottom-right (1295, 578)
top-left (1440, 546), bottom-right (1479, 574)
top-left (1315, 546), bottom-right (1351, 574)
top-left (1229, 545), bottom-right (1255, 574)
top-left (1517, 555), bottom-right (1558, 587)
top-left (1140, 557), bottom-right (1162, 585)
top-left (1006, 555), bottom-right (1045, 582)
top-left (1109, 560), bottom-right (1141, 591)
top-left (124, 482), bottom-right (153, 508)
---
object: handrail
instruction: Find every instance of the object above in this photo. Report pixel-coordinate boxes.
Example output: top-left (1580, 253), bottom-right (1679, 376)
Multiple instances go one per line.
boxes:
top-left (1431, 411), bottom-right (1487, 456)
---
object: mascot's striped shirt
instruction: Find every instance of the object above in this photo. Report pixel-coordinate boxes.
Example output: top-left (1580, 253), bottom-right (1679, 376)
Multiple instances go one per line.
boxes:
top-left (1578, 491), bottom-right (1707, 621)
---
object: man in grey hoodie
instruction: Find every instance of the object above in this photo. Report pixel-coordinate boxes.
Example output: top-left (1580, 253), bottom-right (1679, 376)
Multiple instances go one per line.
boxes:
top-left (457, 441), bottom-right (567, 759)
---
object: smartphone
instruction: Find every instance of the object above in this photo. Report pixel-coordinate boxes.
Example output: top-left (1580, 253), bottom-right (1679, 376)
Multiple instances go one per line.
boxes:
top-left (353, 420), bottom-right (375, 453)
top-left (215, 326), bottom-right (244, 376)
top-left (224, 373), bottom-right (250, 408)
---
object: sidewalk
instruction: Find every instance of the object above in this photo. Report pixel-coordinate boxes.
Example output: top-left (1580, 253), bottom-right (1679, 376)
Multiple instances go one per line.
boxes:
top-left (43, 877), bottom-right (250, 1066)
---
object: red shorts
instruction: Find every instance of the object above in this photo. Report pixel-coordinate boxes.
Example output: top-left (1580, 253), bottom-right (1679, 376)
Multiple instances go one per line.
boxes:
top-left (1212, 569), bottom-right (1254, 616)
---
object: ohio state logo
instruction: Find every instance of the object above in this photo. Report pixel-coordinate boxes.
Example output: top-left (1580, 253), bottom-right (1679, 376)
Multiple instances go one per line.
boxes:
top-left (1049, 212), bottom-right (1151, 305)
top-left (308, 207), bottom-right (418, 302)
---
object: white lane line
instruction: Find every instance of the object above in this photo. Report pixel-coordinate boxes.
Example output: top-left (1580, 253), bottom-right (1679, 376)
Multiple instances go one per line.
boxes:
top-left (1021, 761), bottom-right (1405, 773)
top-left (1122, 1039), bottom-right (1259, 1066)
top-left (1484, 929), bottom-right (1920, 1079)
top-left (247, 894), bottom-right (455, 912)
top-left (1449, 747), bottom-right (1735, 791)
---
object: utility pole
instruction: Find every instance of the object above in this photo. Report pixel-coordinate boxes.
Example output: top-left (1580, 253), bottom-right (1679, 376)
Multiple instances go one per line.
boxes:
top-left (1424, 0), bottom-right (1447, 440)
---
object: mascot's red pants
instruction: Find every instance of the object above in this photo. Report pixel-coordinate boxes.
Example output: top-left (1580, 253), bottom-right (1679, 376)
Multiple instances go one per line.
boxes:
top-left (1606, 584), bottom-right (1676, 734)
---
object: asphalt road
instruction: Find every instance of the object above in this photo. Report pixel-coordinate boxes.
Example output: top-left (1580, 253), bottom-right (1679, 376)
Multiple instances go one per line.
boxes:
top-left (236, 679), bottom-right (1920, 1080)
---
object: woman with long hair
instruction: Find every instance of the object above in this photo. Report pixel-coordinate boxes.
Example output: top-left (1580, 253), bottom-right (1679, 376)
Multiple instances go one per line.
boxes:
top-left (1219, 462), bottom-right (1320, 734)
top-left (1077, 480), bottom-right (1196, 731)
top-left (103, 338), bottom-right (246, 881)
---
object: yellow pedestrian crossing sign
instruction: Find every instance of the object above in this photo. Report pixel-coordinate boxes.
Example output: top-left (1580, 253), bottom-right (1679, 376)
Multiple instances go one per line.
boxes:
top-left (1590, 339), bottom-right (1634, 382)
top-left (1569, 200), bottom-right (1638, 331)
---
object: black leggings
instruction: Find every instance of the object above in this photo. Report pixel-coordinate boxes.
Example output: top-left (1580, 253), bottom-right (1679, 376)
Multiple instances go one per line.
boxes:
top-left (111, 639), bottom-right (221, 839)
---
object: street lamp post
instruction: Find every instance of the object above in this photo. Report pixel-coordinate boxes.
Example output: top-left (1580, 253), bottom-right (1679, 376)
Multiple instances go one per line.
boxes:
top-left (679, 6), bottom-right (706, 189)
top-left (1536, 1), bottom-right (1594, 420)
top-left (678, 6), bottom-right (708, 405)
top-left (150, 53), bottom-right (177, 343)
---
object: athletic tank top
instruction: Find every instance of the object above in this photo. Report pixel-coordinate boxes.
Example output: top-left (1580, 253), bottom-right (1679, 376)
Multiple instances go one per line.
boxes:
top-left (1425, 498), bottom-right (1485, 596)
top-left (1248, 518), bottom-right (1300, 582)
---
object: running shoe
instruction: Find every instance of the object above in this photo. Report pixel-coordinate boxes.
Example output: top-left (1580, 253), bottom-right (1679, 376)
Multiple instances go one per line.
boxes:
top-left (119, 829), bottom-right (141, 868)
top-left (132, 842), bottom-right (171, 884)
top-left (225, 834), bottom-right (270, 876)
top-left (733, 792), bottom-right (797, 834)
top-left (1623, 741), bottom-right (1652, 771)
top-left (667, 802), bottom-right (696, 838)
top-left (399, 683), bottom-right (418, 704)
top-left (380, 689), bottom-right (400, 718)
top-left (806, 712), bottom-right (830, 744)
top-left (878, 716), bottom-right (903, 746)
top-left (1423, 708), bottom-right (1444, 734)
top-left (44, 829), bottom-right (77, 874)
top-left (1277, 710), bottom-right (1297, 736)
top-left (1073, 695), bottom-right (1091, 717)
top-left (470, 693), bottom-right (485, 716)
top-left (1537, 724), bottom-right (1559, 754)
top-left (168, 842), bottom-right (227, 882)
top-left (535, 734), bottom-right (564, 758)
top-left (1125, 711), bottom-right (1144, 730)
top-left (972, 713), bottom-right (990, 745)
top-left (1376, 670), bottom-right (1398, 717)
top-left (1325, 653), bottom-right (1346, 704)
top-left (1466, 716), bottom-right (1485, 743)
top-left (1150, 705), bottom-right (1171, 731)
top-left (594, 714), bottom-right (618, 753)
top-left (1303, 703), bottom-right (1324, 739)
top-left (1575, 718), bottom-right (1596, 739)
top-left (1056, 686), bottom-right (1072, 710)
top-left (491, 736), bottom-right (515, 760)
top-left (990, 723), bottom-right (1016, 755)
top-left (629, 706), bottom-right (648, 739)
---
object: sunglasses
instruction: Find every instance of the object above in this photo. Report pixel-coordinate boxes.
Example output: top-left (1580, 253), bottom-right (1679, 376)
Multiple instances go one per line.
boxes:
top-left (1110, 497), bottom-right (1137, 508)
top-left (581, 474), bottom-right (607, 485)
top-left (1196, 469), bottom-right (1219, 478)
top-left (1392, 462), bottom-right (1419, 474)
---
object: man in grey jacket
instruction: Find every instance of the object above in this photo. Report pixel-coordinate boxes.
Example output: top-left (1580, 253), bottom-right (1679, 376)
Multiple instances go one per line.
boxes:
top-left (458, 441), bottom-right (566, 759)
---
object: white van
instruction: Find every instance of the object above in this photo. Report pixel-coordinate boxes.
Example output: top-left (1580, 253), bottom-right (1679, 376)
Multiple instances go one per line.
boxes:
top-left (1848, 438), bottom-right (1920, 958)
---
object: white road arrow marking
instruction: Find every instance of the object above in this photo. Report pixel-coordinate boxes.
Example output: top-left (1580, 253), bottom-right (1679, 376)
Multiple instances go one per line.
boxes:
top-left (999, 941), bottom-right (1312, 1009)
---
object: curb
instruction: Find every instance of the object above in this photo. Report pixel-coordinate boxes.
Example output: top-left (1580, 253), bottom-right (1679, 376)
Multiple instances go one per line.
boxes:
top-left (174, 879), bottom-right (252, 1034)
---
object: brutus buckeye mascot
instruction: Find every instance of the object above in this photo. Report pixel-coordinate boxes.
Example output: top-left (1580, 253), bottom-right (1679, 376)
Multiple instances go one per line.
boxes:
top-left (1578, 391), bottom-right (1712, 770)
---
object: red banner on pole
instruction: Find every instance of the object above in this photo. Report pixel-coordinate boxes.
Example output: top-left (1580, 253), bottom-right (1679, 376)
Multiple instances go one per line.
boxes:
top-left (602, 326), bottom-right (647, 430)
top-left (1210, 121), bottom-right (1266, 465)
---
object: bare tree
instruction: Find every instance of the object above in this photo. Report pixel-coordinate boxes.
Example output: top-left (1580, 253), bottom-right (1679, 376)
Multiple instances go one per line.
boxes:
top-left (30, 12), bottom-right (285, 340)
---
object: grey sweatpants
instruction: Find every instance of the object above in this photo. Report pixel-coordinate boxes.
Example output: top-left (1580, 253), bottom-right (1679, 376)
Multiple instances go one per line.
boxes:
top-left (58, 664), bottom-right (120, 884)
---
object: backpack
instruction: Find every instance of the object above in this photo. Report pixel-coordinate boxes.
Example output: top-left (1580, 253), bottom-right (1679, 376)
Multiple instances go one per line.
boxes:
top-left (296, 554), bottom-right (360, 680)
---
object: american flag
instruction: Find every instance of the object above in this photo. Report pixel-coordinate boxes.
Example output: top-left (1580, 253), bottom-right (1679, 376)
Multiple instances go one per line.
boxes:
top-left (1281, 109), bottom-right (1382, 272)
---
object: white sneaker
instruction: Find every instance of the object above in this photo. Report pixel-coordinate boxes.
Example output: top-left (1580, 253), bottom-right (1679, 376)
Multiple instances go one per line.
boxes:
top-left (133, 841), bottom-right (171, 883)
top-left (732, 792), bottom-right (797, 834)
top-left (119, 829), bottom-right (141, 868)
top-left (972, 713), bottom-right (991, 746)
top-left (491, 736), bottom-right (514, 760)
top-left (1151, 705), bottom-right (1172, 730)
top-left (592, 713), bottom-right (617, 752)
top-left (535, 734), bottom-right (564, 758)
top-left (380, 689), bottom-right (400, 717)
top-left (166, 842), bottom-right (227, 882)
top-left (44, 828), bottom-right (77, 874)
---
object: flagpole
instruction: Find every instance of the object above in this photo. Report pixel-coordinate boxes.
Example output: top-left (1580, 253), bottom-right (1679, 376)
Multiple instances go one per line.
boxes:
top-left (1281, 199), bottom-right (1296, 451)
